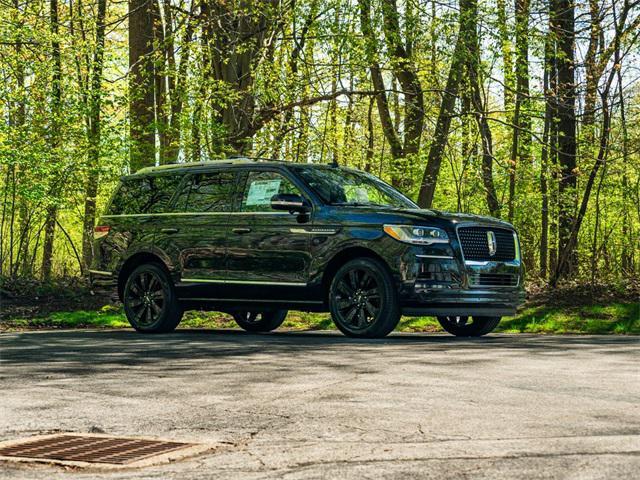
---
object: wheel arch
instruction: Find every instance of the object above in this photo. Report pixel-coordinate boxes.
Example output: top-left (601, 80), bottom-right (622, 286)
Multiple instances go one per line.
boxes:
top-left (117, 251), bottom-right (171, 300)
top-left (321, 246), bottom-right (393, 304)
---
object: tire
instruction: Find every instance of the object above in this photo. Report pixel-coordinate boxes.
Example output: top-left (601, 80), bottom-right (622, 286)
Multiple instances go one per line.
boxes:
top-left (437, 316), bottom-right (501, 337)
top-left (232, 310), bottom-right (288, 333)
top-left (123, 263), bottom-right (183, 333)
top-left (328, 257), bottom-right (400, 338)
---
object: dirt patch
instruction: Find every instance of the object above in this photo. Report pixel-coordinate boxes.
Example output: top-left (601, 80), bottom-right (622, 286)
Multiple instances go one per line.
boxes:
top-left (0, 277), bottom-right (117, 321)
top-left (525, 279), bottom-right (640, 307)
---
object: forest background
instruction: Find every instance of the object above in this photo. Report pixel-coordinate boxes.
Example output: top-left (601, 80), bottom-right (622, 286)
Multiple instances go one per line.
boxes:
top-left (0, 0), bottom-right (638, 331)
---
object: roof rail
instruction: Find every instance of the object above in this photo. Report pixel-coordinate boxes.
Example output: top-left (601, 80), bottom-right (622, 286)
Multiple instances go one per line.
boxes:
top-left (132, 155), bottom-right (304, 175)
top-left (134, 157), bottom-right (258, 175)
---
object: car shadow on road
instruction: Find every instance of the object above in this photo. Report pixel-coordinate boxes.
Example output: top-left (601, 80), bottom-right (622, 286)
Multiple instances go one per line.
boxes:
top-left (1, 328), bottom-right (638, 378)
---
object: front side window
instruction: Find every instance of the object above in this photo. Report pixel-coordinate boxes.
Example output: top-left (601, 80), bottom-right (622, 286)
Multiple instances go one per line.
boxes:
top-left (291, 166), bottom-right (417, 209)
top-left (175, 171), bottom-right (236, 213)
top-left (240, 170), bottom-right (303, 212)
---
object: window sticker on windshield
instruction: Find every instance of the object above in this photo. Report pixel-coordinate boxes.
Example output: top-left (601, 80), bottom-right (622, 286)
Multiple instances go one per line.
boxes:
top-left (245, 179), bottom-right (281, 206)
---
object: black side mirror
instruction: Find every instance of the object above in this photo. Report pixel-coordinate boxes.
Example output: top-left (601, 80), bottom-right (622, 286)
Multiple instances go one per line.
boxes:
top-left (270, 193), bottom-right (311, 214)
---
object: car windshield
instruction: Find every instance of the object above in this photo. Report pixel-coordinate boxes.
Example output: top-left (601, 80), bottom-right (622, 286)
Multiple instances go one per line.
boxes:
top-left (291, 165), bottom-right (417, 209)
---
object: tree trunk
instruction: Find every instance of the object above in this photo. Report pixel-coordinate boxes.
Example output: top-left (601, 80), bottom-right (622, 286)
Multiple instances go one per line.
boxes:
top-left (359, 0), bottom-right (424, 189)
top-left (465, 0), bottom-right (499, 217)
top-left (539, 30), bottom-right (554, 279)
top-left (205, 1), bottom-right (280, 153)
top-left (507, 0), bottom-right (531, 223)
top-left (551, 0), bottom-right (577, 279)
top-left (617, 52), bottom-right (633, 275)
top-left (552, 29), bottom-right (621, 284)
top-left (81, 0), bottom-right (107, 270)
top-left (41, 0), bottom-right (63, 280)
top-left (417, 0), bottom-right (470, 208)
top-left (380, 0), bottom-right (424, 159)
top-left (129, 0), bottom-right (156, 172)
top-left (153, 0), bottom-right (169, 165)
top-left (496, 0), bottom-right (514, 110)
top-left (358, 0), bottom-right (403, 161)
top-left (365, 96), bottom-right (375, 172)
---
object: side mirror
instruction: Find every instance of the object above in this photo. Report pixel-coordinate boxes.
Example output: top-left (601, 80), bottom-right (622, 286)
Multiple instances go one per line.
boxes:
top-left (270, 193), bottom-right (311, 214)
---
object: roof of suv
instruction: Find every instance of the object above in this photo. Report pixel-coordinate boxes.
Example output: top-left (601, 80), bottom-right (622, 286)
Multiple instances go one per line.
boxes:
top-left (133, 157), bottom-right (309, 176)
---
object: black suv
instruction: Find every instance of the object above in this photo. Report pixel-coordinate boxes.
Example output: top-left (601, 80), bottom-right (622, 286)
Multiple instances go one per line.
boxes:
top-left (90, 159), bottom-right (524, 338)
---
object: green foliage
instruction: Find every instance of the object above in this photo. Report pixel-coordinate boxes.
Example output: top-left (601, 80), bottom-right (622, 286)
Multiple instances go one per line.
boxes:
top-left (3, 303), bottom-right (638, 335)
top-left (0, 0), bottom-right (639, 283)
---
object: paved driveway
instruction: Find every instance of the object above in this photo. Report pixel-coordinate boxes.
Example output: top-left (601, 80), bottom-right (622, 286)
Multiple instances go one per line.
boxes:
top-left (0, 330), bottom-right (638, 479)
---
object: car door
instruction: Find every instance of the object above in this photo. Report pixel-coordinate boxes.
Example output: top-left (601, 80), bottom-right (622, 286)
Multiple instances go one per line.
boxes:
top-left (154, 169), bottom-right (237, 290)
top-left (225, 168), bottom-right (313, 298)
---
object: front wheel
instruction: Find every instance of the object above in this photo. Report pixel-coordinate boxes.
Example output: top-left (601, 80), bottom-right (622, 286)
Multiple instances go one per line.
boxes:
top-left (233, 310), bottom-right (288, 333)
top-left (329, 258), bottom-right (400, 338)
top-left (437, 316), bottom-right (501, 337)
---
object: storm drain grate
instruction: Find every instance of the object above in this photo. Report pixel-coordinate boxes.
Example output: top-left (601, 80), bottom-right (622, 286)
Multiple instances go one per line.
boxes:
top-left (0, 434), bottom-right (196, 465)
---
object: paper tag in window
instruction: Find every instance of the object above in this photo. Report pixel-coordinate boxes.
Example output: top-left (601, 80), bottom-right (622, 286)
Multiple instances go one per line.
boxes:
top-left (245, 179), bottom-right (281, 206)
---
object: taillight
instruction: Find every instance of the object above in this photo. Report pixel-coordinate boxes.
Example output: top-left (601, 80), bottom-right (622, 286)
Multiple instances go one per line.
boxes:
top-left (94, 225), bottom-right (110, 239)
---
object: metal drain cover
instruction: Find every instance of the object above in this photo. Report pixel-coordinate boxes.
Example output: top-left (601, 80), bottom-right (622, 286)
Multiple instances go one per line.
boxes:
top-left (0, 434), bottom-right (209, 468)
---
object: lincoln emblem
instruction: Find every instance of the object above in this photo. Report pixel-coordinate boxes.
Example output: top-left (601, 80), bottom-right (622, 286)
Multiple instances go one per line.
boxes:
top-left (487, 231), bottom-right (497, 256)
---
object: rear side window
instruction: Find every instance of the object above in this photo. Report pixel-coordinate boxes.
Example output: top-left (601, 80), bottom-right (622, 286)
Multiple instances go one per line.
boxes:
top-left (175, 171), bottom-right (236, 213)
top-left (108, 178), bottom-right (152, 215)
top-left (108, 174), bottom-right (182, 215)
top-left (147, 174), bottom-right (183, 213)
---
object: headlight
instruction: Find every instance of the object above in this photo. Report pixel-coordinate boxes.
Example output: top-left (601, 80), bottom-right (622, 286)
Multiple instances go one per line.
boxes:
top-left (383, 225), bottom-right (449, 245)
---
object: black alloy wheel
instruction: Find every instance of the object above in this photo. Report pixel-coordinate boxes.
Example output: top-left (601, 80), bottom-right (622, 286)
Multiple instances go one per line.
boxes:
top-left (123, 263), bottom-right (183, 333)
top-left (232, 310), bottom-right (288, 333)
top-left (329, 258), bottom-right (400, 338)
top-left (437, 315), bottom-right (501, 337)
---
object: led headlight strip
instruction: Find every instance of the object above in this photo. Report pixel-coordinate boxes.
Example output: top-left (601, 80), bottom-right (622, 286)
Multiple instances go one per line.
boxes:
top-left (383, 225), bottom-right (449, 245)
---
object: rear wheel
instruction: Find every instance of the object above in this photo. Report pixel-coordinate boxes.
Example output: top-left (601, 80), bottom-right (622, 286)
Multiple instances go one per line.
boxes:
top-left (123, 263), bottom-right (183, 333)
top-left (437, 316), bottom-right (501, 337)
top-left (233, 310), bottom-right (288, 333)
top-left (329, 258), bottom-right (400, 338)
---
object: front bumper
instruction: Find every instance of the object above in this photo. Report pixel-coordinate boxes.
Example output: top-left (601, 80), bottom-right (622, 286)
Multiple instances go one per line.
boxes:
top-left (398, 252), bottom-right (525, 317)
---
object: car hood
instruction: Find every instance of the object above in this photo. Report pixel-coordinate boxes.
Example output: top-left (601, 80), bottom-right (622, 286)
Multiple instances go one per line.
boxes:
top-left (407, 209), bottom-right (515, 229)
top-left (331, 205), bottom-right (515, 230)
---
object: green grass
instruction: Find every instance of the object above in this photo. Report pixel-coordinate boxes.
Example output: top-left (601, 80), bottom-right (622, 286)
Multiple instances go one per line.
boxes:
top-left (1, 302), bottom-right (637, 334)
top-left (498, 302), bottom-right (640, 334)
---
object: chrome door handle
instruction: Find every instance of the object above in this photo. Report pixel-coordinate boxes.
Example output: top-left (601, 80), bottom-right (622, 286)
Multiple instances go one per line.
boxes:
top-left (232, 228), bottom-right (252, 234)
top-left (161, 228), bottom-right (179, 234)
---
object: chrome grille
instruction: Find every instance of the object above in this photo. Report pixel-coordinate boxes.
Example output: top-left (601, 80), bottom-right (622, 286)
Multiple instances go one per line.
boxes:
top-left (458, 227), bottom-right (516, 261)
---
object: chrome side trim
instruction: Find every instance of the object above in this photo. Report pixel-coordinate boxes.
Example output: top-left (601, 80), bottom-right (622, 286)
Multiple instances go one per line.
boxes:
top-left (464, 260), bottom-right (521, 267)
top-left (290, 228), bottom-right (338, 235)
top-left (101, 211), bottom-right (289, 219)
top-left (179, 297), bottom-right (323, 304)
top-left (416, 254), bottom-right (454, 259)
top-left (88, 269), bottom-right (113, 276)
top-left (181, 278), bottom-right (307, 287)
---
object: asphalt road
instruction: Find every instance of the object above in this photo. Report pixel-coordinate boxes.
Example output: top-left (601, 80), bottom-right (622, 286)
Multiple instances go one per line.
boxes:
top-left (0, 329), bottom-right (638, 479)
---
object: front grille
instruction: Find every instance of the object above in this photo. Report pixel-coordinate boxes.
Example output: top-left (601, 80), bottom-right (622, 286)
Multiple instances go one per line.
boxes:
top-left (458, 226), bottom-right (516, 261)
top-left (469, 273), bottom-right (518, 287)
